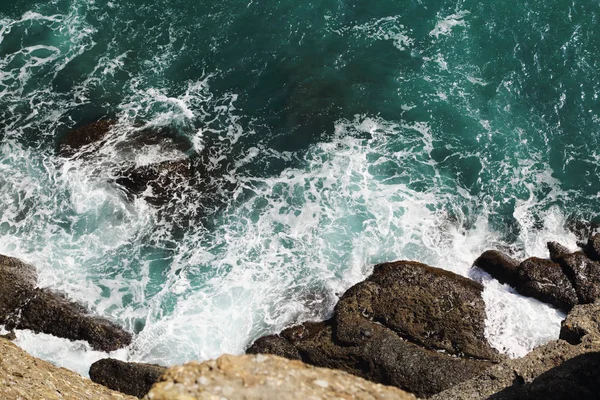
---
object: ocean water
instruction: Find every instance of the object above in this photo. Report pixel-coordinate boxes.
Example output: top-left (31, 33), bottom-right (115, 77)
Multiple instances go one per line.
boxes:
top-left (1, 0), bottom-right (599, 377)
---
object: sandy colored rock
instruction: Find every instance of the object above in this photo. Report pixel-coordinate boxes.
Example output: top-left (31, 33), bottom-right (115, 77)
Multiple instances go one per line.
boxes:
top-left (560, 302), bottom-right (600, 344)
top-left (0, 338), bottom-right (135, 400)
top-left (145, 354), bottom-right (416, 400)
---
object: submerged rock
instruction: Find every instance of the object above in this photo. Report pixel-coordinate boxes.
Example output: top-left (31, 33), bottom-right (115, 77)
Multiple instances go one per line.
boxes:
top-left (0, 254), bottom-right (131, 352)
top-left (145, 354), bottom-right (416, 400)
top-left (0, 338), bottom-right (135, 400)
top-left (473, 250), bottom-right (520, 287)
top-left (90, 359), bottom-right (166, 398)
top-left (515, 257), bottom-right (578, 312)
top-left (248, 261), bottom-right (497, 397)
top-left (58, 120), bottom-right (116, 157)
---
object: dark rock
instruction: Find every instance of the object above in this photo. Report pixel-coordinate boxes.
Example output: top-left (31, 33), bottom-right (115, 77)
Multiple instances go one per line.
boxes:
top-left (247, 261), bottom-right (498, 397)
top-left (0, 254), bottom-right (131, 352)
top-left (557, 252), bottom-right (600, 304)
top-left (488, 353), bottom-right (600, 400)
top-left (59, 120), bottom-right (115, 157)
top-left (0, 331), bottom-right (16, 341)
top-left (280, 320), bottom-right (492, 398)
top-left (515, 257), bottom-right (578, 312)
top-left (547, 241), bottom-right (571, 263)
top-left (90, 358), bottom-right (166, 398)
top-left (560, 302), bottom-right (600, 345)
top-left (335, 261), bottom-right (499, 360)
top-left (0, 255), bottom-right (38, 325)
top-left (246, 335), bottom-right (301, 360)
top-left (474, 250), bottom-right (520, 287)
top-left (584, 234), bottom-right (600, 262)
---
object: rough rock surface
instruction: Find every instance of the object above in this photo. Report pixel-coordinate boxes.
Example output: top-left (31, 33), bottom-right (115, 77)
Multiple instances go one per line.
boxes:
top-left (547, 241), bottom-right (572, 263)
top-left (473, 250), bottom-right (520, 286)
top-left (556, 252), bottom-right (600, 304)
top-left (487, 352), bottom-right (600, 400)
top-left (431, 333), bottom-right (600, 399)
top-left (560, 302), bottom-right (600, 344)
top-left (58, 120), bottom-right (115, 157)
top-left (0, 254), bottom-right (132, 352)
top-left (90, 358), bottom-right (167, 398)
top-left (248, 261), bottom-right (497, 397)
top-left (0, 338), bottom-right (135, 400)
top-left (144, 354), bottom-right (416, 400)
top-left (584, 233), bottom-right (600, 261)
top-left (515, 257), bottom-right (578, 311)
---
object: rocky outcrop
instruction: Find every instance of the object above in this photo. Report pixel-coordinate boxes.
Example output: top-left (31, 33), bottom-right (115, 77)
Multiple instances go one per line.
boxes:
top-left (0, 254), bottom-right (131, 352)
top-left (248, 261), bottom-right (498, 398)
top-left (474, 250), bottom-right (520, 286)
top-left (555, 252), bottom-right (600, 304)
top-left (583, 233), bottom-right (600, 261)
top-left (144, 354), bottom-right (416, 400)
top-left (90, 359), bottom-right (166, 398)
top-left (431, 299), bottom-right (600, 399)
top-left (0, 338), bottom-right (135, 400)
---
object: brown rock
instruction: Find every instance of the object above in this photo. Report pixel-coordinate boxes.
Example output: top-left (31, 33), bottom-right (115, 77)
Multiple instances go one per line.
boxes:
top-left (90, 358), bottom-right (166, 398)
top-left (335, 261), bottom-right (499, 360)
top-left (515, 257), bottom-right (578, 312)
top-left (0, 338), bottom-right (135, 400)
top-left (584, 234), bottom-right (600, 261)
top-left (246, 335), bottom-right (301, 360)
top-left (59, 120), bottom-right (115, 157)
top-left (474, 250), bottom-right (520, 287)
top-left (547, 241), bottom-right (571, 263)
top-left (144, 354), bottom-right (417, 400)
top-left (557, 252), bottom-right (600, 304)
top-left (560, 302), bottom-right (600, 345)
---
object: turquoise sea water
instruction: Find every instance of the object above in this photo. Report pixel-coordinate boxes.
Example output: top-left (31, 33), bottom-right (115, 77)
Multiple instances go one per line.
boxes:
top-left (1, 0), bottom-right (598, 375)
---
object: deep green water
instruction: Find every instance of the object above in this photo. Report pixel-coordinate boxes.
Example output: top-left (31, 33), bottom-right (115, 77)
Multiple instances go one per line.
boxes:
top-left (1, 0), bottom-right (598, 374)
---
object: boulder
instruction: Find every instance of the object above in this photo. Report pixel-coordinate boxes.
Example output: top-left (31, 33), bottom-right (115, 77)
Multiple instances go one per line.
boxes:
top-left (515, 257), bottom-right (578, 312)
top-left (547, 241), bottom-right (571, 263)
top-left (144, 354), bottom-right (417, 400)
top-left (584, 234), bottom-right (600, 261)
top-left (335, 261), bottom-right (499, 360)
top-left (89, 359), bottom-right (166, 398)
top-left (560, 302), bottom-right (600, 345)
top-left (556, 252), bottom-right (600, 304)
top-left (473, 250), bottom-right (520, 286)
top-left (0, 254), bottom-right (132, 352)
top-left (0, 338), bottom-right (135, 400)
top-left (248, 261), bottom-right (497, 397)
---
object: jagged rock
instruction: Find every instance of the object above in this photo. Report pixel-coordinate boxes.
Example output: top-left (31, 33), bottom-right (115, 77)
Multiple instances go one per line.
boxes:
top-left (90, 359), bottom-right (166, 398)
top-left (487, 353), bottom-right (600, 400)
top-left (0, 338), bottom-right (135, 400)
top-left (431, 336), bottom-right (600, 400)
top-left (556, 252), bottom-right (600, 304)
top-left (335, 261), bottom-right (499, 360)
top-left (248, 261), bottom-right (497, 397)
top-left (58, 120), bottom-right (116, 157)
top-left (0, 254), bottom-right (132, 352)
top-left (515, 257), bottom-right (578, 311)
top-left (144, 354), bottom-right (417, 400)
top-left (547, 241), bottom-right (571, 263)
top-left (584, 234), bottom-right (600, 261)
top-left (560, 302), bottom-right (600, 345)
top-left (474, 250), bottom-right (520, 286)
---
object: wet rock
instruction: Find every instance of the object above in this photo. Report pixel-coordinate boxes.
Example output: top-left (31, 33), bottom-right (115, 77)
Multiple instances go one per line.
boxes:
top-left (584, 234), bottom-right (600, 262)
top-left (246, 335), bottom-right (301, 360)
top-left (145, 354), bottom-right (417, 400)
top-left (114, 159), bottom-right (196, 206)
top-left (431, 337), bottom-right (600, 400)
top-left (560, 302), bottom-right (600, 345)
top-left (59, 120), bottom-right (116, 157)
top-left (473, 250), bottom-right (520, 286)
top-left (487, 353), bottom-right (600, 400)
top-left (335, 261), bottom-right (499, 360)
top-left (248, 261), bottom-right (497, 397)
top-left (515, 257), bottom-right (578, 312)
top-left (0, 331), bottom-right (16, 341)
top-left (90, 358), bottom-right (166, 398)
top-left (0, 338), bottom-right (135, 400)
top-left (14, 289), bottom-right (132, 352)
top-left (547, 241), bottom-right (571, 263)
top-left (0, 254), bottom-right (132, 352)
top-left (557, 252), bottom-right (600, 304)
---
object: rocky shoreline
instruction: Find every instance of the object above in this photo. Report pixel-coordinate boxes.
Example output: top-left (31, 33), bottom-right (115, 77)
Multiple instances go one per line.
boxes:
top-left (4, 232), bottom-right (600, 399)
top-left (2, 121), bottom-right (600, 398)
